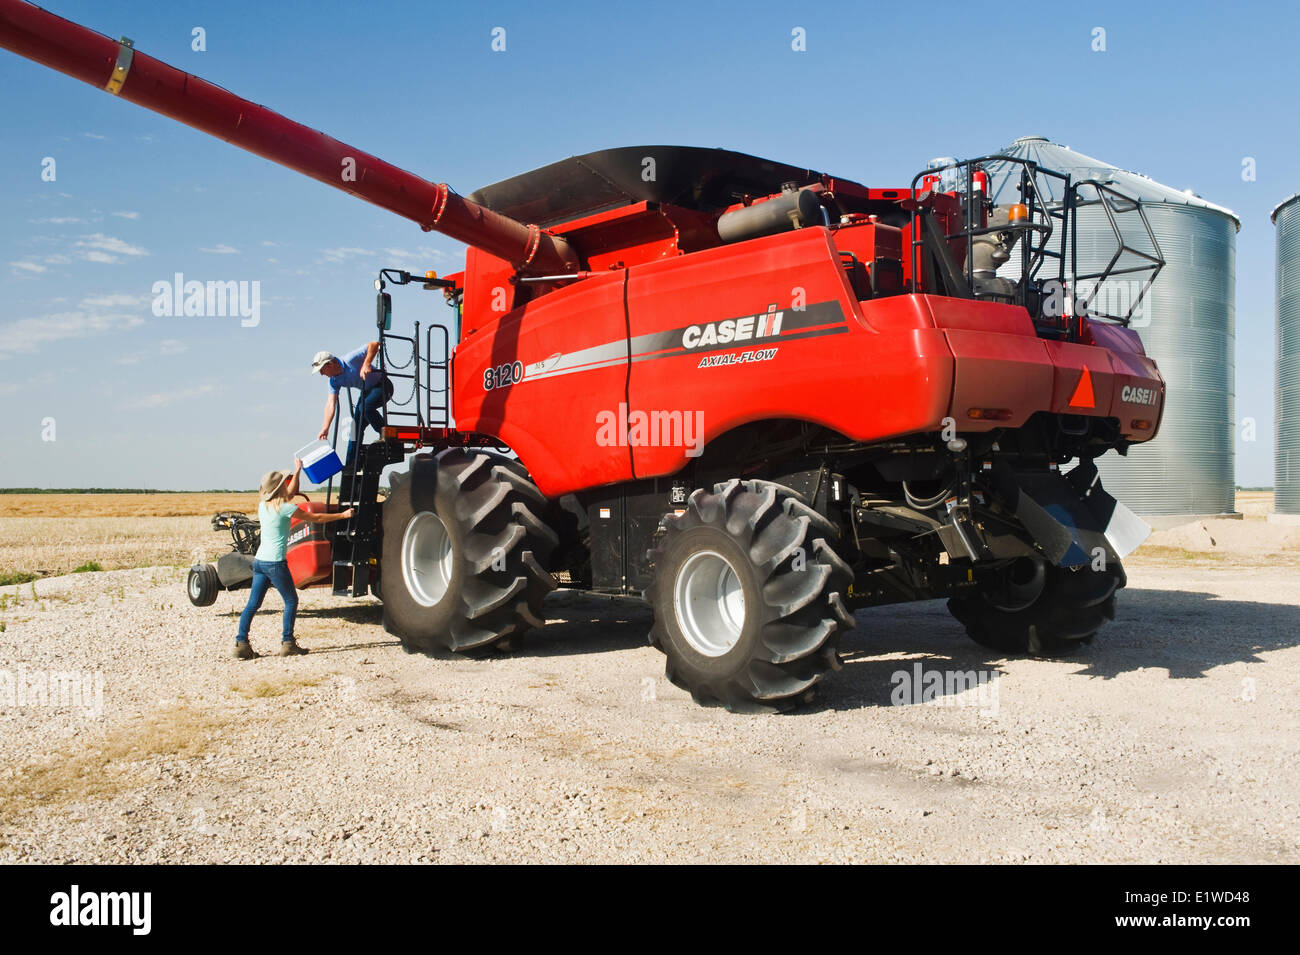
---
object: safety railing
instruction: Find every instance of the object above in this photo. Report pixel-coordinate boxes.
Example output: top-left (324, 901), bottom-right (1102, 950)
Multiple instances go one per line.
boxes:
top-left (909, 155), bottom-right (1070, 305)
top-left (423, 322), bottom-right (450, 428)
top-left (907, 156), bottom-right (1164, 337)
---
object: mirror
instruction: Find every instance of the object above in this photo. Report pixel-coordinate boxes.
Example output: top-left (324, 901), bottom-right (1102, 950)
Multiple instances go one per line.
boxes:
top-left (377, 291), bottom-right (392, 330)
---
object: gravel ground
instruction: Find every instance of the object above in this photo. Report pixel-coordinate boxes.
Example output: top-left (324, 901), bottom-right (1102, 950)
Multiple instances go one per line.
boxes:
top-left (0, 555), bottom-right (1296, 864)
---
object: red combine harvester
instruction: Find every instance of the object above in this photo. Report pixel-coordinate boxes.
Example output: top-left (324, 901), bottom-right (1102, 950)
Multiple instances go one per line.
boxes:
top-left (3, 1), bottom-right (1167, 710)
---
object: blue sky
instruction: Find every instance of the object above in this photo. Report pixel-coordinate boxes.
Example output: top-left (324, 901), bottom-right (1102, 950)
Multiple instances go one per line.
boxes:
top-left (0, 0), bottom-right (1293, 489)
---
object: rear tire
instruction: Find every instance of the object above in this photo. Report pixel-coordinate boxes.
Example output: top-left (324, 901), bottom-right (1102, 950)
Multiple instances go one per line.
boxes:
top-left (186, 563), bottom-right (220, 607)
top-left (647, 479), bottom-right (855, 712)
top-left (947, 559), bottom-right (1125, 656)
top-left (380, 448), bottom-right (557, 653)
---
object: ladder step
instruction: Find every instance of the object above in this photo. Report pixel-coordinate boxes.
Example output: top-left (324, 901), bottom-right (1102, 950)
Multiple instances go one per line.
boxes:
top-left (331, 560), bottom-right (369, 597)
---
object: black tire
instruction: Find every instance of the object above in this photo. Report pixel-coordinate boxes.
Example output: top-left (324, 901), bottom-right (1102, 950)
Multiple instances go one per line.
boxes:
top-left (947, 558), bottom-right (1125, 656)
top-left (647, 479), bottom-right (855, 712)
top-left (186, 563), bottom-right (220, 607)
top-left (548, 496), bottom-right (591, 588)
top-left (380, 448), bottom-right (557, 653)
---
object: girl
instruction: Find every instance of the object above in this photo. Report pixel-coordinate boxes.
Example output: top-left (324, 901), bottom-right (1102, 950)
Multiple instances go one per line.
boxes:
top-left (234, 460), bottom-right (353, 659)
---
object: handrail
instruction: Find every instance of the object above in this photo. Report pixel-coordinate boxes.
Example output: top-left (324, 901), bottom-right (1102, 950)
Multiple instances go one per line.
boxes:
top-left (1068, 179), bottom-right (1165, 327)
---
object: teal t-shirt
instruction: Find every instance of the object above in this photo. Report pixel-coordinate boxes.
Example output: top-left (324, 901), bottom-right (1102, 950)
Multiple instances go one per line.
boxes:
top-left (255, 500), bottom-right (300, 561)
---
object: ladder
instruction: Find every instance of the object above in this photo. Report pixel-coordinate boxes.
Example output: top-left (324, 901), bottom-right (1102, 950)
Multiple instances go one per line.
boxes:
top-left (330, 438), bottom-right (406, 597)
top-left (325, 268), bottom-right (458, 597)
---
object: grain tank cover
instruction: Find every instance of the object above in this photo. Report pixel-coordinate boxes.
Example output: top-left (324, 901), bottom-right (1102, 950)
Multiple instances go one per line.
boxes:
top-left (988, 136), bottom-right (1241, 229)
top-left (469, 146), bottom-right (858, 228)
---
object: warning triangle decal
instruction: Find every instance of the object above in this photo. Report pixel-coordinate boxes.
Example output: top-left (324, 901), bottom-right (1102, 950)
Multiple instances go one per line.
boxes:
top-left (1069, 367), bottom-right (1095, 408)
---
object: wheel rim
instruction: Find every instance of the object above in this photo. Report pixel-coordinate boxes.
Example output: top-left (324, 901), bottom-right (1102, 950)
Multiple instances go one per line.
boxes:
top-left (402, 512), bottom-right (454, 607)
top-left (673, 550), bottom-right (746, 656)
top-left (189, 571), bottom-right (202, 599)
top-left (986, 558), bottom-right (1047, 612)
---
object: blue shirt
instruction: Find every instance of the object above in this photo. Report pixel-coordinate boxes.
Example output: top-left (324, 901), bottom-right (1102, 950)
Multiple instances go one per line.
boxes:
top-left (255, 500), bottom-right (300, 562)
top-left (328, 345), bottom-right (386, 394)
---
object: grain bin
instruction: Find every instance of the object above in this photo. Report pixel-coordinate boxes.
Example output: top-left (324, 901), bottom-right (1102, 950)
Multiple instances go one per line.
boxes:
top-left (1274, 193), bottom-right (1300, 515)
top-left (984, 137), bottom-right (1239, 518)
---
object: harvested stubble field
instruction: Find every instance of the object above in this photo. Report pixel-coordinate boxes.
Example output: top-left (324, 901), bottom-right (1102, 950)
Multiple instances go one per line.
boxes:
top-left (0, 493), bottom-right (260, 519)
top-left (0, 494), bottom-right (258, 579)
top-left (0, 492), bottom-right (1296, 863)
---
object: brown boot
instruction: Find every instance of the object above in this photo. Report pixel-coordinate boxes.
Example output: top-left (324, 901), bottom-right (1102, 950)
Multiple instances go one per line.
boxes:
top-left (277, 639), bottom-right (308, 656)
top-left (233, 640), bottom-right (258, 660)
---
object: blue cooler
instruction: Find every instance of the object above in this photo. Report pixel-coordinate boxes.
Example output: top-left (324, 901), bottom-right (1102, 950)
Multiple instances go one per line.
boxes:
top-left (296, 440), bottom-right (343, 485)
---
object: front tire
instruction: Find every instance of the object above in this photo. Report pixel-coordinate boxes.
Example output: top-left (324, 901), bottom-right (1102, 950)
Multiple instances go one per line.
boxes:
top-left (186, 563), bottom-right (220, 607)
top-left (380, 448), bottom-right (557, 653)
top-left (647, 479), bottom-right (855, 712)
top-left (947, 558), bottom-right (1125, 656)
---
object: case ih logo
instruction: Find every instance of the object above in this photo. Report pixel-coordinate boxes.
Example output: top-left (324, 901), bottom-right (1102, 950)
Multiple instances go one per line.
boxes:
top-left (287, 523), bottom-right (326, 547)
top-left (681, 304), bottom-right (783, 349)
top-left (1120, 385), bottom-right (1159, 406)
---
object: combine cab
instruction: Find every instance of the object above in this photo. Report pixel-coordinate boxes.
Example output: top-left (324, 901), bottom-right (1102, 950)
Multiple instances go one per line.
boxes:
top-left (2, 1), bottom-right (1166, 710)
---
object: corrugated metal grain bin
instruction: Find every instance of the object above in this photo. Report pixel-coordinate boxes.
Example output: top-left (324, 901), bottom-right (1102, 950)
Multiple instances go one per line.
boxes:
top-left (1274, 193), bottom-right (1300, 514)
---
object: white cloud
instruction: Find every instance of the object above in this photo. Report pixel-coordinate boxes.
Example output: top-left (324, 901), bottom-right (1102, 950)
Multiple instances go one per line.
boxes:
top-left (0, 312), bottom-right (144, 357)
top-left (68, 233), bottom-right (149, 265)
top-left (83, 132), bottom-right (106, 140)
top-left (76, 233), bottom-right (148, 257)
top-left (318, 246), bottom-right (374, 263)
top-left (261, 240), bottom-right (281, 247)
top-left (159, 338), bottom-right (187, 356)
top-left (119, 383), bottom-right (218, 410)
top-left (9, 261), bottom-right (46, 274)
top-left (0, 294), bottom-right (147, 357)
top-left (82, 293), bottom-right (147, 308)
top-left (0, 371), bottom-right (57, 395)
top-left (30, 216), bottom-right (83, 225)
top-left (200, 243), bottom-right (240, 254)
top-left (112, 211), bottom-right (141, 220)
top-left (44, 254), bottom-right (71, 265)
top-left (380, 245), bottom-right (449, 265)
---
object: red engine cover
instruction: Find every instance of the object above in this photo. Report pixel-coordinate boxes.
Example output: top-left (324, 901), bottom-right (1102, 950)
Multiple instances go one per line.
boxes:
top-left (285, 501), bottom-right (336, 588)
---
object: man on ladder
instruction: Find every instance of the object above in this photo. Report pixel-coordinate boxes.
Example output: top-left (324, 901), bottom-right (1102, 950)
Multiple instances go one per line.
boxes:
top-left (312, 343), bottom-right (395, 466)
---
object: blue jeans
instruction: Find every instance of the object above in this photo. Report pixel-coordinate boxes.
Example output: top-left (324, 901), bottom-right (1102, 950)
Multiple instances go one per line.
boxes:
top-left (236, 559), bottom-right (298, 643)
top-left (346, 378), bottom-right (394, 467)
